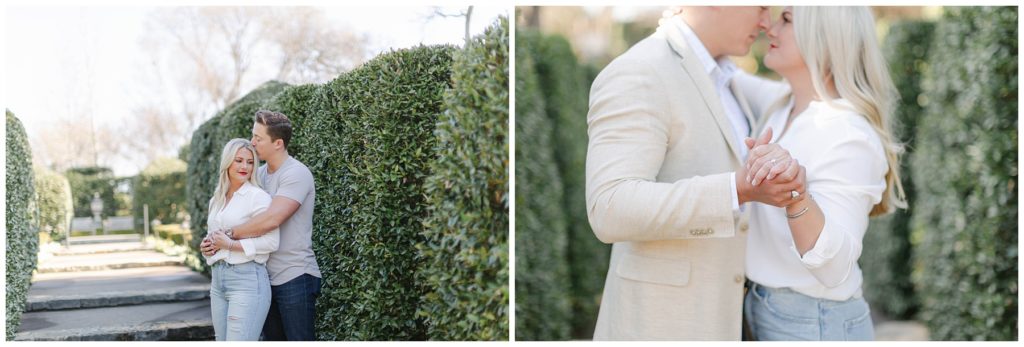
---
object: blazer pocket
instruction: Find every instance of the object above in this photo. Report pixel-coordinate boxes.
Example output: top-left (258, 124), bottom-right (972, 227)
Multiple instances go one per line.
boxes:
top-left (616, 253), bottom-right (691, 287)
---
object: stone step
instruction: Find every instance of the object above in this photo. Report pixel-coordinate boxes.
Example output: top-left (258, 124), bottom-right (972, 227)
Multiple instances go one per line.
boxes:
top-left (52, 241), bottom-right (154, 256)
top-left (28, 266), bottom-right (209, 312)
top-left (67, 234), bottom-right (142, 245)
top-left (27, 284), bottom-right (211, 312)
top-left (16, 300), bottom-right (213, 341)
top-left (35, 250), bottom-right (184, 273)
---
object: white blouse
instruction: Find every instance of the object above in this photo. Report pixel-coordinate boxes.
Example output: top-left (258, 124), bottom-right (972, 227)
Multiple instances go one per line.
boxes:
top-left (746, 98), bottom-right (887, 301)
top-left (203, 181), bottom-right (280, 265)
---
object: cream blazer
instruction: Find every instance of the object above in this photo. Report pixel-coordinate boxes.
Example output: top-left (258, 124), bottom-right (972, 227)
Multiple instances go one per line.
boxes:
top-left (586, 20), bottom-right (757, 341)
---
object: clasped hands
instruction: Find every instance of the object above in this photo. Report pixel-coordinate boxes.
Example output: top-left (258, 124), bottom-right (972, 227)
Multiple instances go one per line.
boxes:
top-left (200, 229), bottom-right (233, 257)
top-left (737, 127), bottom-right (808, 207)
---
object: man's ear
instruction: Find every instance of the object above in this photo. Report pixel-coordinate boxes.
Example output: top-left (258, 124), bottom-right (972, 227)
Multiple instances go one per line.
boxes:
top-left (273, 138), bottom-right (285, 150)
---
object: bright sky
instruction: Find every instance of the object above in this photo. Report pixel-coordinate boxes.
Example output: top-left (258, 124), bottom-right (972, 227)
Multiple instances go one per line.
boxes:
top-left (3, 4), bottom-right (508, 177)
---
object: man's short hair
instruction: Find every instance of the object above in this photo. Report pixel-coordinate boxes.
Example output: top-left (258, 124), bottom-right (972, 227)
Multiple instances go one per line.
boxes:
top-left (254, 110), bottom-right (292, 149)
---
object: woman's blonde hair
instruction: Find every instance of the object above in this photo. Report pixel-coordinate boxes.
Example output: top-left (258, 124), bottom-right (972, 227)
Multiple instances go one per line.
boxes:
top-left (793, 6), bottom-right (907, 216)
top-left (209, 138), bottom-right (261, 214)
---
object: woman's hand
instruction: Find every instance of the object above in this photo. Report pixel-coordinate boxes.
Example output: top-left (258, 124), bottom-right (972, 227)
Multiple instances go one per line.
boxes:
top-left (744, 128), bottom-right (796, 186)
top-left (209, 230), bottom-right (233, 250)
top-left (200, 235), bottom-right (219, 256)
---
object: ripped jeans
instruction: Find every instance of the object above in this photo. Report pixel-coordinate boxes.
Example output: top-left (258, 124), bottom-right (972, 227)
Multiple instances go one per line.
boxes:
top-left (210, 261), bottom-right (271, 341)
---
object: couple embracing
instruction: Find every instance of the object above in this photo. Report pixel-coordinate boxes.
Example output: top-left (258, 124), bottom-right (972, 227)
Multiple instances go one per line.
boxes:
top-left (587, 6), bottom-right (905, 341)
top-left (199, 110), bottom-right (322, 341)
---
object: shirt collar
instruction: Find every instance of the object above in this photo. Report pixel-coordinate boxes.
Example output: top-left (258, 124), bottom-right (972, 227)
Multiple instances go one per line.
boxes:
top-left (671, 16), bottom-right (740, 85)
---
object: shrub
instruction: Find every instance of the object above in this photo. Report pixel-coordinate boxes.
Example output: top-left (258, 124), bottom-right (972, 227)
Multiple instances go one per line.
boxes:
top-left (6, 110), bottom-right (38, 340)
top-left (533, 32), bottom-right (609, 339)
top-left (311, 44), bottom-right (455, 341)
top-left (513, 29), bottom-right (572, 341)
top-left (910, 6), bottom-right (1017, 341)
top-left (860, 20), bottom-right (935, 320)
top-left (417, 17), bottom-right (509, 341)
top-left (133, 157), bottom-right (187, 229)
top-left (34, 166), bottom-right (74, 243)
top-left (64, 167), bottom-right (119, 219)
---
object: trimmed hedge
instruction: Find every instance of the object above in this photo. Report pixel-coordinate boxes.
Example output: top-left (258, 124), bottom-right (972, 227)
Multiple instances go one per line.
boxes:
top-left (64, 167), bottom-right (119, 219)
top-left (860, 20), bottom-right (935, 320)
top-left (6, 110), bottom-right (38, 340)
top-left (310, 44), bottom-right (454, 341)
top-left (514, 29), bottom-right (573, 341)
top-left (186, 81), bottom-right (289, 275)
top-left (534, 32), bottom-right (609, 339)
top-left (34, 166), bottom-right (74, 242)
top-left (417, 17), bottom-right (509, 341)
top-left (133, 157), bottom-right (187, 229)
top-left (189, 20), bottom-right (509, 340)
top-left (910, 6), bottom-right (1017, 341)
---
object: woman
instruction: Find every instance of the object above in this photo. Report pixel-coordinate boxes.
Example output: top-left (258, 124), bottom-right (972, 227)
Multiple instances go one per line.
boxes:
top-left (203, 138), bottom-right (280, 341)
top-left (736, 7), bottom-right (907, 340)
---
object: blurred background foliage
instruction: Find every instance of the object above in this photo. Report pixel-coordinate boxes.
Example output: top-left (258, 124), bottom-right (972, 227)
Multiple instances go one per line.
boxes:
top-left (515, 6), bottom-right (1017, 341)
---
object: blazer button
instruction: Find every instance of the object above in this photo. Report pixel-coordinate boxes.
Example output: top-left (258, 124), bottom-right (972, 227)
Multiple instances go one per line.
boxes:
top-left (740, 223), bottom-right (749, 233)
top-left (734, 275), bottom-right (743, 284)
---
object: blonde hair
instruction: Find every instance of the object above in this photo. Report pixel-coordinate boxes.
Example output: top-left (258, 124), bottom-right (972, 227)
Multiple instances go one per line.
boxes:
top-left (209, 138), bottom-right (261, 214)
top-left (791, 6), bottom-right (907, 216)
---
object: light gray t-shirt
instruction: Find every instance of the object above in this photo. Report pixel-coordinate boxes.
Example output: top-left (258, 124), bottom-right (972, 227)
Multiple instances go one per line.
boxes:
top-left (258, 155), bottom-right (321, 285)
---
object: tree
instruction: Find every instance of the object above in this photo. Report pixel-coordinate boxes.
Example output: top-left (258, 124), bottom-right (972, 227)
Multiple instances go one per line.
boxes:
top-left (128, 6), bottom-right (368, 165)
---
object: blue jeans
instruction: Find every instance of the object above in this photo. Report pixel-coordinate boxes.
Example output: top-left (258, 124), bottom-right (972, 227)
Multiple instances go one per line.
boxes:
top-left (262, 273), bottom-right (321, 341)
top-left (744, 281), bottom-right (874, 341)
top-left (210, 261), bottom-right (272, 341)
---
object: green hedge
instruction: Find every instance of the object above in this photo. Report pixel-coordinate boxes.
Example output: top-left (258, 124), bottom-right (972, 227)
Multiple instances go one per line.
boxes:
top-left (910, 6), bottom-right (1017, 341)
top-left (417, 17), bottom-right (509, 341)
top-left (310, 44), bottom-right (454, 341)
top-left (189, 20), bottom-right (509, 340)
top-left (535, 33), bottom-right (609, 339)
top-left (186, 81), bottom-right (289, 275)
top-left (514, 29), bottom-right (572, 341)
top-left (6, 110), bottom-right (38, 340)
top-left (64, 167), bottom-right (119, 219)
top-left (133, 157), bottom-right (187, 229)
top-left (34, 166), bottom-right (73, 243)
top-left (860, 20), bottom-right (935, 320)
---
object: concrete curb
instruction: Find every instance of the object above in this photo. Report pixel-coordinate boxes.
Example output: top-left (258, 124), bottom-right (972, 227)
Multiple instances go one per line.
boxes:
top-left (15, 320), bottom-right (214, 341)
top-left (27, 285), bottom-right (211, 312)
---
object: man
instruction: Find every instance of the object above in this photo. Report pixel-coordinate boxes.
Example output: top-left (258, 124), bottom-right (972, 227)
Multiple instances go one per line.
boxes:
top-left (201, 110), bottom-right (321, 341)
top-left (586, 6), bottom-right (805, 340)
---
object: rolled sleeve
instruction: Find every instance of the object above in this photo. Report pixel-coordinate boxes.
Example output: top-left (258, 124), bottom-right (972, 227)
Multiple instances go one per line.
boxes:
top-left (790, 125), bottom-right (886, 288)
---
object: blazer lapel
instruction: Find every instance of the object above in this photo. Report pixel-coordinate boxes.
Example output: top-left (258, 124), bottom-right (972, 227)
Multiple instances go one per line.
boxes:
top-left (659, 19), bottom-right (743, 163)
top-left (730, 81), bottom-right (756, 138)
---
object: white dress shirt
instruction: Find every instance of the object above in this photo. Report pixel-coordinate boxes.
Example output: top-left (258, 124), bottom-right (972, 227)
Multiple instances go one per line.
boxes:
top-left (671, 17), bottom-right (751, 212)
top-left (746, 98), bottom-right (887, 301)
top-left (203, 181), bottom-right (280, 265)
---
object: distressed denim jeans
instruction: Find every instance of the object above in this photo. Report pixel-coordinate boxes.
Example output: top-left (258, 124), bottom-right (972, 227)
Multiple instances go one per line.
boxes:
top-left (210, 261), bottom-right (272, 341)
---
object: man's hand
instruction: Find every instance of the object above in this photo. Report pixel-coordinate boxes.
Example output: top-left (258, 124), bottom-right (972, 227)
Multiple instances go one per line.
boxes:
top-left (200, 232), bottom-right (221, 256)
top-left (737, 127), bottom-right (807, 207)
top-left (737, 159), bottom-right (806, 207)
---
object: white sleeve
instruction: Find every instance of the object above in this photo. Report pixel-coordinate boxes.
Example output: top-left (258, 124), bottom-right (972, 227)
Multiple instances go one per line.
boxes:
top-left (239, 193), bottom-right (280, 257)
top-left (791, 127), bottom-right (887, 288)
